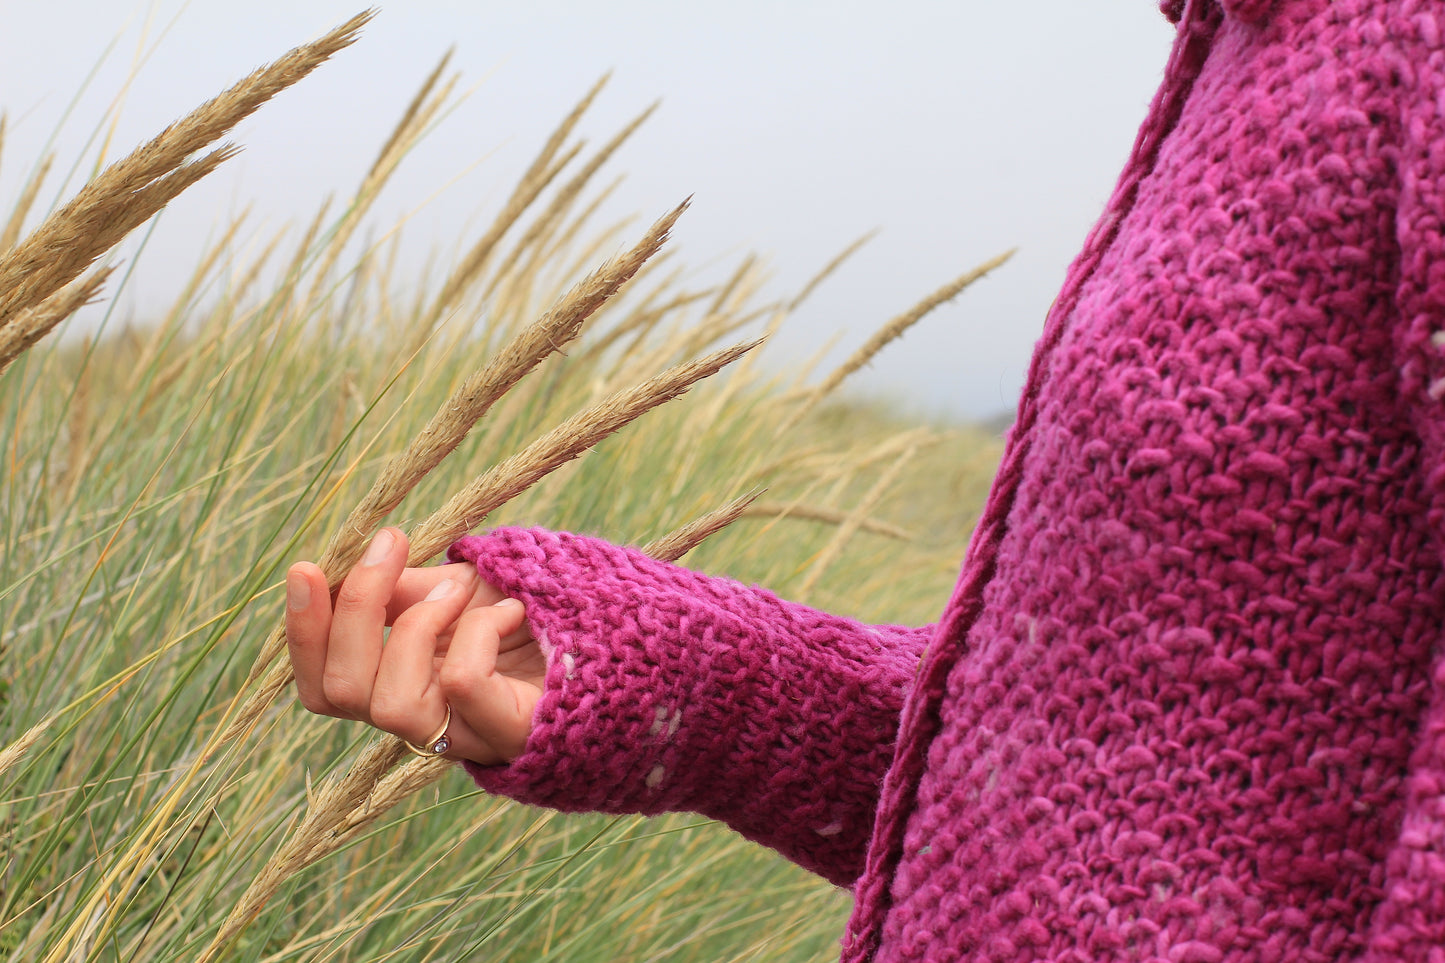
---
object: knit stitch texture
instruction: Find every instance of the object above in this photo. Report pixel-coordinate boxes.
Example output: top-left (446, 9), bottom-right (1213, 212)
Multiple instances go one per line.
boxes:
top-left (448, 529), bottom-right (930, 885)
top-left (453, 1), bottom-right (1445, 959)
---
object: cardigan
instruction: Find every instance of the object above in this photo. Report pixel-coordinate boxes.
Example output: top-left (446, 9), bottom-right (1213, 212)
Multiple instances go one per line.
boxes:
top-left (448, 1), bottom-right (1445, 958)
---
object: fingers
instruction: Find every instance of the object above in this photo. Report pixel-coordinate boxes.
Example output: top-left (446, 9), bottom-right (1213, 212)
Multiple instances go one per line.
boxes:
top-left (287, 561), bottom-right (342, 715)
top-left (321, 527), bottom-right (408, 718)
top-left (387, 563), bottom-right (491, 622)
top-left (440, 599), bottom-right (538, 763)
top-left (369, 575), bottom-right (475, 740)
top-left (287, 530), bottom-right (537, 766)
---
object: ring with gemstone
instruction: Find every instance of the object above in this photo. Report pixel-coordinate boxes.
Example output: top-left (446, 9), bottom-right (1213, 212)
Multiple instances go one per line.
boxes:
top-left (404, 704), bottom-right (453, 758)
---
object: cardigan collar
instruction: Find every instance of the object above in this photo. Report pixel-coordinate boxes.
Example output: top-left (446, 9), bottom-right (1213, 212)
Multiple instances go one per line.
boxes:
top-left (1161, 0), bottom-right (1273, 25)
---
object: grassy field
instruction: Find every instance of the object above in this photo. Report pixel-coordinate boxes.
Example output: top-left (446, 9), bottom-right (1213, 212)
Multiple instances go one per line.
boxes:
top-left (0, 17), bottom-right (1003, 961)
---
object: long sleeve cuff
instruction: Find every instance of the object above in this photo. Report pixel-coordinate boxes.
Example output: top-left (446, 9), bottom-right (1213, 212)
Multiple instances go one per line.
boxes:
top-left (447, 527), bottom-right (931, 887)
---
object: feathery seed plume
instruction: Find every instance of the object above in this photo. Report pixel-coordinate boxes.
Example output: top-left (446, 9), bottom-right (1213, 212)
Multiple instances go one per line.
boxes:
top-left (0, 714), bottom-right (55, 781)
top-left (234, 202), bottom-right (688, 705)
top-left (783, 249), bottom-right (1014, 429)
top-left (486, 102), bottom-right (659, 291)
top-left (0, 153), bottom-right (53, 255)
top-left (406, 337), bottom-right (763, 563)
top-left (0, 268), bottom-right (113, 376)
top-left (788, 229), bottom-right (879, 312)
top-left (429, 74), bottom-right (610, 319)
top-left (0, 10), bottom-right (374, 332)
top-left (643, 489), bottom-right (766, 562)
top-left (216, 482), bottom-right (771, 958)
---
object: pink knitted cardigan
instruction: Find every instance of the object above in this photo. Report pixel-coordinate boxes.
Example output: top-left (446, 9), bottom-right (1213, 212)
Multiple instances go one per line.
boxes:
top-left (448, 1), bottom-right (1445, 959)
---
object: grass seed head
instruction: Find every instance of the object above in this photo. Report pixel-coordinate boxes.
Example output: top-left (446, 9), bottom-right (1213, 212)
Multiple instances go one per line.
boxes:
top-left (784, 248), bottom-right (1015, 429)
top-left (0, 11), bottom-right (374, 332)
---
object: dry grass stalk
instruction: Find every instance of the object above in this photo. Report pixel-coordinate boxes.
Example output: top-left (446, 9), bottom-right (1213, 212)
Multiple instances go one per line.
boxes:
top-left (223, 227), bottom-right (287, 313)
top-left (708, 300), bottom-right (789, 399)
top-left (429, 75), bottom-right (609, 319)
top-left (643, 488), bottom-right (765, 562)
top-left (532, 172), bottom-right (626, 275)
top-left (61, 341), bottom-right (93, 496)
top-left (706, 253), bottom-right (760, 320)
top-left (139, 335), bottom-right (220, 416)
top-left (0, 11), bottom-right (373, 333)
top-left (577, 284), bottom-right (713, 365)
top-left (307, 52), bottom-right (458, 307)
top-left (619, 257), bottom-right (764, 393)
top-left (673, 301), bottom-right (776, 367)
top-left (797, 443), bottom-right (920, 598)
top-left (260, 808), bottom-right (547, 963)
top-left (200, 736), bottom-right (409, 963)
top-left (662, 302), bottom-right (789, 492)
top-left (235, 763), bottom-right (559, 963)
top-left (716, 234), bottom-right (874, 393)
top-left (225, 486), bottom-right (770, 943)
top-left (368, 49), bottom-right (454, 184)
top-left (305, 752), bottom-right (449, 862)
top-left (408, 141), bottom-right (587, 360)
top-left (0, 268), bottom-right (112, 376)
top-left (225, 662), bottom-right (297, 749)
top-left (327, 199), bottom-right (688, 572)
top-left (603, 279), bottom-right (719, 384)
top-left (486, 102), bottom-right (659, 293)
top-left (783, 249), bottom-right (1015, 430)
top-left (234, 203), bottom-right (687, 708)
top-left (787, 230), bottom-right (879, 312)
top-left (0, 153), bottom-right (54, 254)
top-left (740, 500), bottom-right (913, 541)
top-left (539, 210), bottom-right (653, 319)
top-left (159, 210), bottom-right (252, 330)
top-left (0, 713), bottom-right (55, 781)
top-left (407, 337), bottom-right (763, 563)
top-left (809, 428), bottom-right (938, 511)
top-left (845, 426), bottom-right (938, 470)
top-left (274, 197), bottom-right (334, 315)
top-left (783, 328), bottom-right (849, 395)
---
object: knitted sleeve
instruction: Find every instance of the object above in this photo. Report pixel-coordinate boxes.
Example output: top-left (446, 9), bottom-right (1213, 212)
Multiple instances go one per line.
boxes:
top-left (1369, 23), bottom-right (1445, 957)
top-left (445, 527), bottom-right (931, 888)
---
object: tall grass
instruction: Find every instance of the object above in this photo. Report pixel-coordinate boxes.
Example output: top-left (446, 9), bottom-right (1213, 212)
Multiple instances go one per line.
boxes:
top-left (0, 15), bottom-right (1003, 961)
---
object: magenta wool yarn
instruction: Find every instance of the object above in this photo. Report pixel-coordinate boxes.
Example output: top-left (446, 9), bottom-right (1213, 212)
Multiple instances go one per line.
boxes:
top-left (450, 1), bottom-right (1445, 959)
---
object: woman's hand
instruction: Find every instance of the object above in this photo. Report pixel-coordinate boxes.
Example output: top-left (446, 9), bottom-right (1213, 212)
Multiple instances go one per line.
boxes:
top-left (285, 527), bottom-right (545, 765)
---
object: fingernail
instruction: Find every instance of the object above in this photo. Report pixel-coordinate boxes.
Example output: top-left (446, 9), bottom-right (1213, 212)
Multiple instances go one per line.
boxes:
top-left (425, 579), bottom-right (458, 602)
top-left (286, 572), bottom-right (311, 612)
top-left (362, 529), bottom-right (395, 566)
top-left (494, 597), bottom-right (521, 608)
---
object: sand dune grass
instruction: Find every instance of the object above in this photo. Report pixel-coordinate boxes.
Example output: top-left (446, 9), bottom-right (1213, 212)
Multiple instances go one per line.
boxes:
top-left (0, 16), bottom-right (1002, 961)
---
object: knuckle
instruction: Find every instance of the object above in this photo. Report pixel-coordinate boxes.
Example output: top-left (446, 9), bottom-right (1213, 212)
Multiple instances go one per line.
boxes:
top-left (321, 675), bottom-right (366, 715)
top-left (438, 661), bottom-right (483, 697)
top-left (330, 585), bottom-right (374, 619)
top-left (368, 698), bottom-right (407, 734)
top-left (390, 607), bottom-right (432, 635)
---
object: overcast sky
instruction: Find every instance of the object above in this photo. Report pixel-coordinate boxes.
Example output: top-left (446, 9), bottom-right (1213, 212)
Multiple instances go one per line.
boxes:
top-left (0, 2), bottom-right (1176, 419)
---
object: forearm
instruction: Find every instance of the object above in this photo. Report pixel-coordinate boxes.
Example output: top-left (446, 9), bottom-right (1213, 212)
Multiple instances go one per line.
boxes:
top-left (448, 527), bottom-right (930, 887)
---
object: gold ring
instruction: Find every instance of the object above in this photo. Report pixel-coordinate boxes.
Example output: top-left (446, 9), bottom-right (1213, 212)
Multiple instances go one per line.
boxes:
top-left (404, 704), bottom-right (452, 757)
